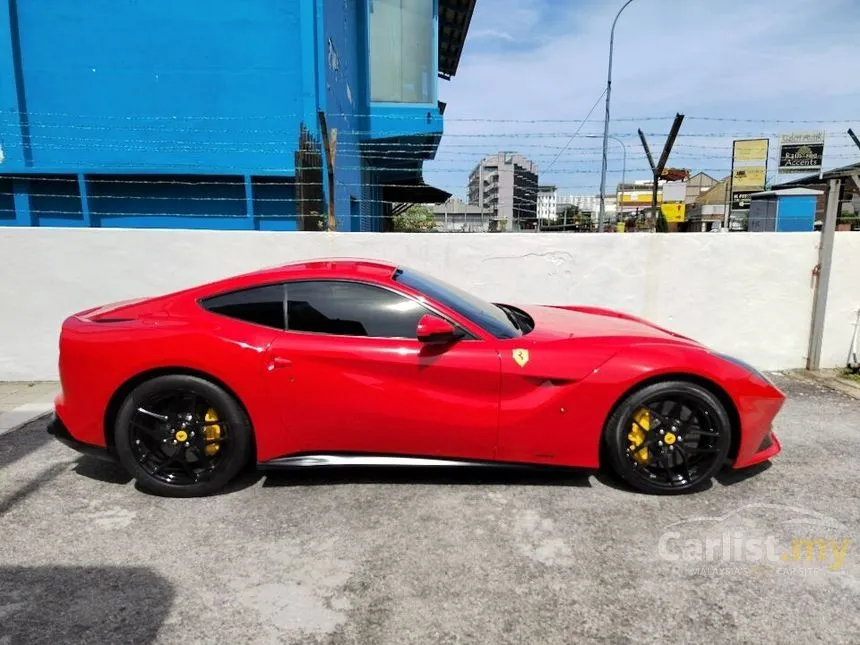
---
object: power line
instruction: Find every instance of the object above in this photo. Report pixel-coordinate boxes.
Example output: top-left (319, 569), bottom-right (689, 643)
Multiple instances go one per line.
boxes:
top-left (539, 89), bottom-right (607, 173)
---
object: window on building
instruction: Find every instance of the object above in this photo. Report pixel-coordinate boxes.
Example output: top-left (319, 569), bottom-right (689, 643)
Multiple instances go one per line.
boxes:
top-left (201, 284), bottom-right (287, 330)
top-left (369, 0), bottom-right (434, 103)
top-left (285, 281), bottom-right (430, 338)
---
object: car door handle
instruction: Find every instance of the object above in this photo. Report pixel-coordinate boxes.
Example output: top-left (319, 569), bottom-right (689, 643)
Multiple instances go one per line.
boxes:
top-left (268, 356), bottom-right (293, 370)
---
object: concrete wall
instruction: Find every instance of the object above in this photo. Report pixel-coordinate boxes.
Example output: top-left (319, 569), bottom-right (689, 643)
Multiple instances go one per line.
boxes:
top-left (2, 228), bottom-right (853, 381)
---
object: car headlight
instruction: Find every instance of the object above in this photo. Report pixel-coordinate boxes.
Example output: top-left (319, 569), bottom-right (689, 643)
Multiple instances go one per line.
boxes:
top-left (713, 352), bottom-right (774, 386)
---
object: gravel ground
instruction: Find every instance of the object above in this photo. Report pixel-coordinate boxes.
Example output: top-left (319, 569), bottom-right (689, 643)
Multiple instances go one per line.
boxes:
top-left (1, 373), bottom-right (858, 645)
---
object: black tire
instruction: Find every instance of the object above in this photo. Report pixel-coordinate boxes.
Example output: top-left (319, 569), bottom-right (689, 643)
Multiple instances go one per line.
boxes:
top-left (114, 374), bottom-right (252, 497)
top-left (604, 380), bottom-right (732, 494)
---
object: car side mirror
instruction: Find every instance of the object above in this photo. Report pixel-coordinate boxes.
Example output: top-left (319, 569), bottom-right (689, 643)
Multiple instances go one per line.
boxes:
top-left (416, 314), bottom-right (461, 344)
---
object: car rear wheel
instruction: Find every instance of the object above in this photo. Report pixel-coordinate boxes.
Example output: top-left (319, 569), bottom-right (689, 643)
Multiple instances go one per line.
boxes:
top-left (114, 375), bottom-right (252, 497)
top-left (604, 381), bottom-right (732, 494)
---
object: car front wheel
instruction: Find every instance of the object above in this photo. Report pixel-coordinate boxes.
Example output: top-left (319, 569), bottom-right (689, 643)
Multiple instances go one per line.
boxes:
top-left (604, 380), bottom-right (732, 494)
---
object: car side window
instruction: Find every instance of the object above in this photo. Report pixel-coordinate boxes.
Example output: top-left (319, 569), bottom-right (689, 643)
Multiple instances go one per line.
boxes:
top-left (286, 281), bottom-right (429, 339)
top-left (201, 284), bottom-right (286, 330)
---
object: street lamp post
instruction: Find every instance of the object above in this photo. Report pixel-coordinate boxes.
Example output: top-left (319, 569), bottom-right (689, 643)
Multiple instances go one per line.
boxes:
top-left (611, 135), bottom-right (627, 223)
top-left (598, 0), bottom-right (638, 232)
top-left (588, 134), bottom-right (626, 228)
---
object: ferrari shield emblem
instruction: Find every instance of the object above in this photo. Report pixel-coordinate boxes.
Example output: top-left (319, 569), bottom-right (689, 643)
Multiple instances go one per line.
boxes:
top-left (512, 348), bottom-right (529, 367)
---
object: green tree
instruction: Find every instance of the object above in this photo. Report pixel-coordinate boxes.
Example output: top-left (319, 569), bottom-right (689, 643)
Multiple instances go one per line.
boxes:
top-left (393, 204), bottom-right (437, 232)
top-left (656, 210), bottom-right (669, 233)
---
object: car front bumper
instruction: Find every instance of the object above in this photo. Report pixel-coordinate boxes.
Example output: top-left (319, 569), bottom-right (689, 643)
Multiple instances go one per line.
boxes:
top-left (733, 428), bottom-right (782, 469)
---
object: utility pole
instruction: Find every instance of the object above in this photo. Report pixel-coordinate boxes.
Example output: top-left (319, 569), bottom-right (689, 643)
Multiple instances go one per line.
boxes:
top-left (598, 0), bottom-right (639, 231)
top-left (808, 178), bottom-right (842, 370)
top-left (637, 114), bottom-right (684, 232)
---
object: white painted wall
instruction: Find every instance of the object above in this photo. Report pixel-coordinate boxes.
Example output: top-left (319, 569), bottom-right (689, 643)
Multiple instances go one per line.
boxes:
top-left (0, 228), bottom-right (843, 381)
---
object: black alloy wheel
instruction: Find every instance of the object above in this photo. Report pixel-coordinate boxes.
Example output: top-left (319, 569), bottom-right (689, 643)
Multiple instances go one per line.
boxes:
top-left (605, 381), bottom-right (732, 494)
top-left (114, 375), bottom-right (252, 497)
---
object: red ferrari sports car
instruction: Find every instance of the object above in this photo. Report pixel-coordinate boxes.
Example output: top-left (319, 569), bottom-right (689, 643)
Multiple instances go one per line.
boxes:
top-left (48, 258), bottom-right (784, 497)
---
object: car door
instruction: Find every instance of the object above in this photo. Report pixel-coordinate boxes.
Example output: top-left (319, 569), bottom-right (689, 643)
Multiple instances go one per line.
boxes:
top-left (263, 280), bottom-right (502, 461)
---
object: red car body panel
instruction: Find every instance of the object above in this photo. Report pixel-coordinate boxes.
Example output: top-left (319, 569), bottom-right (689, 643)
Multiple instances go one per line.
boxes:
top-left (53, 259), bottom-right (785, 473)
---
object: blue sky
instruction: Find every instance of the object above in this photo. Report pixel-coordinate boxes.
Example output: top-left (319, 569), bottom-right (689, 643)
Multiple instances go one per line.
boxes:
top-left (424, 0), bottom-right (860, 199)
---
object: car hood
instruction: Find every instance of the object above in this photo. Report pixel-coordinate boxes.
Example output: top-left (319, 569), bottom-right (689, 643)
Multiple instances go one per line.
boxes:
top-left (517, 304), bottom-right (700, 345)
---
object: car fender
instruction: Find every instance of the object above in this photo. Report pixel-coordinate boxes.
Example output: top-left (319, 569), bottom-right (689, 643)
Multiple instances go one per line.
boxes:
top-left (538, 341), bottom-right (751, 469)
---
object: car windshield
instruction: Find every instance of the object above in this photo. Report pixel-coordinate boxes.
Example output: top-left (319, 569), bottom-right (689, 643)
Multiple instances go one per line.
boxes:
top-left (393, 266), bottom-right (522, 339)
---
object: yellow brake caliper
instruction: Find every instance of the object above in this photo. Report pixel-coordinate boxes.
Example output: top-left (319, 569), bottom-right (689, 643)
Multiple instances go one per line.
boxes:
top-left (203, 408), bottom-right (222, 457)
top-left (628, 408), bottom-right (651, 464)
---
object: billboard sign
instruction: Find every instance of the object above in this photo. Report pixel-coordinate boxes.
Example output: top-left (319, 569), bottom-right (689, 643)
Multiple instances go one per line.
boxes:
top-left (779, 131), bottom-right (825, 173)
top-left (662, 181), bottom-right (688, 203)
top-left (732, 190), bottom-right (757, 211)
top-left (731, 166), bottom-right (766, 190)
top-left (730, 139), bottom-right (768, 213)
top-left (619, 191), bottom-right (662, 206)
top-left (733, 139), bottom-right (769, 163)
top-left (661, 202), bottom-right (686, 223)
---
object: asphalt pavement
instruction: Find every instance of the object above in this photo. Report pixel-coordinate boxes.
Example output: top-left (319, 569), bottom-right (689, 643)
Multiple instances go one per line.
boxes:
top-left (1, 374), bottom-right (858, 645)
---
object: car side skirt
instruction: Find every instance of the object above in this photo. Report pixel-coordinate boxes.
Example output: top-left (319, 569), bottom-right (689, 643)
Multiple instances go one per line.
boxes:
top-left (257, 453), bottom-right (589, 471)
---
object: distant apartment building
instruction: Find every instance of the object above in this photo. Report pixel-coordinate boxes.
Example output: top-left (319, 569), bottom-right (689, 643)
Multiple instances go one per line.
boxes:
top-left (468, 153), bottom-right (539, 231)
top-left (537, 185), bottom-right (558, 221)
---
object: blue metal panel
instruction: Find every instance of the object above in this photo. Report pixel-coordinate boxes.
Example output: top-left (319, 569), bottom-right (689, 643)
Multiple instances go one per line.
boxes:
top-left (323, 0), bottom-right (370, 231)
top-left (776, 195), bottom-right (816, 232)
top-left (12, 178), bottom-right (32, 225)
top-left (0, 178), bottom-right (15, 223)
top-left (0, 0), bottom-right (450, 231)
top-left (2, 0), bottom-right (31, 168)
top-left (251, 177), bottom-right (298, 225)
top-left (28, 175), bottom-right (83, 225)
top-left (369, 104), bottom-right (443, 144)
top-left (99, 215), bottom-right (252, 230)
top-left (257, 219), bottom-right (299, 231)
top-left (86, 174), bottom-right (247, 222)
top-left (3, 0), bottom-right (310, 175)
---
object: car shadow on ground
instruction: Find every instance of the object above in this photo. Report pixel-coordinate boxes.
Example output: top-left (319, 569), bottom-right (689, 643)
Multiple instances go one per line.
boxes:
top-left (71, 455), bottom-right (265, 496)
top-left (0, 565), bottom-right (174, 645)
top-left (260, 465), bottom-right (595, 488)
top-left (715, 460), bottom-right (773, 486)
top-left (590, 460), bottom-right (775, 495)
top-left (73, 455), bottom-right (134, 484)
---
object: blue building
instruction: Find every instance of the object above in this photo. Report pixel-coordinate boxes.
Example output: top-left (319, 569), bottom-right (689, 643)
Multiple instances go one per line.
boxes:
top-left (747, 188), bottom-right (823, 233)
top-left (0, 0), bottom-right (476, 231)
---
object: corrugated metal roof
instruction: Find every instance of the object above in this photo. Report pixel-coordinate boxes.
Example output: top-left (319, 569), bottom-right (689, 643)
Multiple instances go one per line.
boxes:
top-left (695, 177), bottom-right (730, 205)
top-left (438, 0), bottom-right (477, 80)
top-left (750, 188), bottom-right (824, 198)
